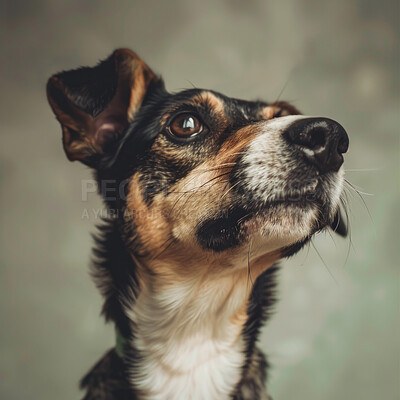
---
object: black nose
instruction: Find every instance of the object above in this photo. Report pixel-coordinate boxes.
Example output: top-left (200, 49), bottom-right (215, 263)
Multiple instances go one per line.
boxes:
top-left (285, 118), bottom-right (349, 173)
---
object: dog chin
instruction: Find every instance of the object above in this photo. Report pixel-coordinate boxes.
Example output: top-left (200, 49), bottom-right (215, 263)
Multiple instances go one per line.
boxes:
top-left (241, 172), bottom-right (344, 246)
top-left (242, 202), bottom-right (318, 249)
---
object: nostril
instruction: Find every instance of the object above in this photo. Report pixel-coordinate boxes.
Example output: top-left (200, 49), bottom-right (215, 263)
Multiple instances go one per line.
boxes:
top-left (288, 124), bottom-right (328, 150)
top-left (308, 127), bottom-right (327, 149)
top-left (292, 131), bottom-right (309, 146)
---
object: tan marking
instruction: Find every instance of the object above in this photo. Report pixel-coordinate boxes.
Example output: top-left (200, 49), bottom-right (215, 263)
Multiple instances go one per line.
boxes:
top-left (260, 101), bottom-right (301, 120)
top-left (194, 91), bottom-right (225, 112)
top-left (160, 91), bottom-right (227, 131)
top-left (150, 135), bottom-right (196, 161)
top-left (213, 124), bottom-right (259, 166)
top-left (126, 174), bottom-right (170, 251)
top-left (160, 112), bottom-right (171, 125)
top-left (61, 126), bottom-right (97, 161)
top-left (128, 58), bottom-right (159, 120)
top-left (109, 49), bottom-right (159, 123)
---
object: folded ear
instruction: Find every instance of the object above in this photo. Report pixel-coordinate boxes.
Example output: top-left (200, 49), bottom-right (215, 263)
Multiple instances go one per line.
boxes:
top-left (47, 49), bottom-right (161, 167)
top-left (330, 208), bottom-right (348, 237)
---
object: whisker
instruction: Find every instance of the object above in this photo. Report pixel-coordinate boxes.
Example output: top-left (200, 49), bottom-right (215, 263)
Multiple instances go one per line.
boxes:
top-left (344, 179), bottom-right (373, 196)
top-left (169, 168), bottom-right (230, 194)
top-left (274, 75), bottom-right (292, 103)
top-left (302, 241), bottom-right (312, 266)
top-left (220, 180), bottom-right (242, 200)
top-left (194, 164), bottom-right (235, 173)
top-left (345, 168), bottom-right (381, 172)
top-left (171, 173), bottom-right (231, 212)
top-left (247, 240), bottom-right (254, 290)
top-left (170, 171), bottom-right (231, 196)
top-left (341, 188), bottom-right (357, 252)
top-left (311, 241), bottom-right (339, 286)
top-left (344, 179), bottom-right (374, 223)
top-left (186, 80), bottom-right (198, 89)
top-left (168, 160), bottom-right (237, 195)
top-left (219, 151), bottom-right (247, 159)
top-left (151, 236), bottom-right (177, 260)
top-left (340, 198), bottom-right (353, 268)
top-left (238, 213), bottom-right (252, 224)
top-left (326, 227), bottom-right (337, 248)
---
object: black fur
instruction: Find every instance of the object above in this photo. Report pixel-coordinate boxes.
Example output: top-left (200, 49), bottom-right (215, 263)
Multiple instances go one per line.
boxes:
top-left (80, 349), bottom-right (133, 400)
top-left (196, 207), bottom-right (249, 252)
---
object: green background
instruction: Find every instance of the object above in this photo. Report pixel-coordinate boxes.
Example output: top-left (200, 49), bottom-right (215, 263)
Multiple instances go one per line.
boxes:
top-left (1, 0), bottom-right (398, 399)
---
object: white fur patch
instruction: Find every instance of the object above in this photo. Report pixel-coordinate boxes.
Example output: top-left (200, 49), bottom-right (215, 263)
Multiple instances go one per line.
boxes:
top-left (126, 274), bottom-right (251, 400)
top-left (242, 115), bottom-right (310, 204)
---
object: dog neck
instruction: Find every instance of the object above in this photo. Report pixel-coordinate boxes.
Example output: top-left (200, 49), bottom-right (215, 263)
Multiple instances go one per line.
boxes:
top-left (94, 219), bottom-right (278, 399)
top-left (122, 250), bottom-right (277, 399)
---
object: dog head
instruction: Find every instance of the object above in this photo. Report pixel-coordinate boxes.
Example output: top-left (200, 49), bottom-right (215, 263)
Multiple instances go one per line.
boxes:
top-left (47, 49), bottom-right (348, 278)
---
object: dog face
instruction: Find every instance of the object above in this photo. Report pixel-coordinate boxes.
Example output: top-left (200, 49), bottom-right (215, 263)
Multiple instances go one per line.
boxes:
top-left (47, 49), bottom-right (348, 278)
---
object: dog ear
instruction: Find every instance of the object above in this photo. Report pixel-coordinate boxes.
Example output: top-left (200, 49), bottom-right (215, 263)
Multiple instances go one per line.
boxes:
top-left (47, 49), bottom-right (161, 167)
top-left (330, 208), bottom-right (348, 237)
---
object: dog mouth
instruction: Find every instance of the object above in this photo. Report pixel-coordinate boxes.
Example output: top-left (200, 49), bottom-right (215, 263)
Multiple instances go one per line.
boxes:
top-left (195, 186), bottom-right (331, 253)
top-left (236, 176), bottom-right (329, 213)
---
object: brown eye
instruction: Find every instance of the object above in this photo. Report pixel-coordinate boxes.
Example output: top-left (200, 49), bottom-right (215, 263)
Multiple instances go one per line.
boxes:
top-left (168, 113), bottom-right (204, 138)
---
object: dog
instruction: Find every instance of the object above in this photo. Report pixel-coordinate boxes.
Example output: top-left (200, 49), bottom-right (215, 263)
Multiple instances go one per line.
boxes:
top-left (46, 49), bottom-right (349, 400)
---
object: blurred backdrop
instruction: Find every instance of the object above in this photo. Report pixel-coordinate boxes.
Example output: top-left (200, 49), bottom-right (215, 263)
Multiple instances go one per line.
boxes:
top-left (1, 0), bottom-right (399, 399)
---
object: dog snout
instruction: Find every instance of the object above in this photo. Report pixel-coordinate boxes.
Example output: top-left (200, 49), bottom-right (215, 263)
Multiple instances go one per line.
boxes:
top-left (285, 118), bottom-right (349, 173)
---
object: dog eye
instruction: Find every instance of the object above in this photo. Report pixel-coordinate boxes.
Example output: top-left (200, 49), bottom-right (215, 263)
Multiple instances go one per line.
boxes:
top-left (168, 113), bottom-right (204, 138)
